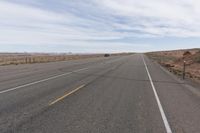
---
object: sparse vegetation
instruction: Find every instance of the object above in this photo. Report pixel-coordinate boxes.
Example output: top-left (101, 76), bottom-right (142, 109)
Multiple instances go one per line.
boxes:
top-left (0, 53), bottom-right (133, 66)
top-left (183, 51), bottom-right (191, 56)
top-left (146, 48), bottom-right (200, 82)
top-left (0, 53), bottom-right (102, 66)
top-left (195, 57), bottom-right (200, 63)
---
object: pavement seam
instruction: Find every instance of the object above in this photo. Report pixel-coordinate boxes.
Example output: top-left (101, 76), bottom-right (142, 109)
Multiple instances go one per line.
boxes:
top-left (0, 56), bottom-right (129, 95)
top-left (0, 68), bottom-right (89, 94)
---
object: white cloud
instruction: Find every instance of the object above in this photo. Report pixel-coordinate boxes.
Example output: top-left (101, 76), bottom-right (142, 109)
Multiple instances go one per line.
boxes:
top-left (0, 1), bottom-right (121, 44)
top-left (0, 0), bottom-right (200, 52)
top-left (97, 0), bottom-right (200, 37)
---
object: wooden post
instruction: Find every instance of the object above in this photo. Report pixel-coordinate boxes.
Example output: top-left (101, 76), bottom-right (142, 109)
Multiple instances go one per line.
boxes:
top-left (25, 57), bottom-right (28, 64)
top-left (183, 61), bottom-right (186, 80)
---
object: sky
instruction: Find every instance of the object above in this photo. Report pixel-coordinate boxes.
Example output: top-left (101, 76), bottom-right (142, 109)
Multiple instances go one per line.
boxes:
top-left (0, 0), bottom-right (200, 53)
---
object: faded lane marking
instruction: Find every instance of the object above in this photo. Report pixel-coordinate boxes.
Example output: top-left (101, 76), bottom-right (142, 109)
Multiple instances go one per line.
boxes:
top-left (49, 84), bottom-right (85, 106)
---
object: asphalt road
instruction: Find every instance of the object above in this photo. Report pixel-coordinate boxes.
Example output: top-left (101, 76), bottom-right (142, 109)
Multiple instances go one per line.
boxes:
top-left (0, 54), bottom-right (200, 133)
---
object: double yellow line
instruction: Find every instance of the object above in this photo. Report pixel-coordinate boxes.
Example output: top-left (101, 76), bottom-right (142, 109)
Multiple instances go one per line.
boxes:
top-left (49, 84), bottom-right (85, 106)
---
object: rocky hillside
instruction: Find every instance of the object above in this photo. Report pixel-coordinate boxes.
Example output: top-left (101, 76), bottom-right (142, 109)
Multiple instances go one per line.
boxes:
top-left (146, 48), bottom-right (200, 82)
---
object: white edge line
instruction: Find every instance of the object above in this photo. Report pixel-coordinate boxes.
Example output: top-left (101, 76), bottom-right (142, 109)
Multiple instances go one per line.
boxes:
top-left (0, 56), bottom-right (125, 94)
top-left (0, 67), bottom-right (89, 94)
top-left (142, 55), bottom-right (172, 133)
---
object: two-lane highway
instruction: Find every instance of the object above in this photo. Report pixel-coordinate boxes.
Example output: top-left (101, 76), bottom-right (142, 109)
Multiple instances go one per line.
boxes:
top-left (0, 54), bottom-right (200, 133)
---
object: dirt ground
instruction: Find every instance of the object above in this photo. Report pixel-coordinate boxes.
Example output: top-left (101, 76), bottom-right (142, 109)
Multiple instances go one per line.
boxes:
top-left (0, 53), bottom-right (133, 66)
top-left (0, 53), bottom-right (102, 66)
top-left (146, 48), bottom-right (200, 82)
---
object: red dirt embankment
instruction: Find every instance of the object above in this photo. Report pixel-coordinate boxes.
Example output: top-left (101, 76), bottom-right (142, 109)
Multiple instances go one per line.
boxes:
top-left (146, 48), bottom-right (200, 82)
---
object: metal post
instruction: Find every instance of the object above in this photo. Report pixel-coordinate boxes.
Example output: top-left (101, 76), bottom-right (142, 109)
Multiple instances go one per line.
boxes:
top-left (183, 61), bottom-right (186, 80)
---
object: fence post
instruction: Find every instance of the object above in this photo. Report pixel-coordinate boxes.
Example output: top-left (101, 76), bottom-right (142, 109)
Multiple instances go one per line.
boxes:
top-left (183, 61), bottom-right (186, 80)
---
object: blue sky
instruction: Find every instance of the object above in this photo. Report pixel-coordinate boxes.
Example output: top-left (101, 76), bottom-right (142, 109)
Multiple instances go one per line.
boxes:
top-left (0, 0), bottom-right (200, 53)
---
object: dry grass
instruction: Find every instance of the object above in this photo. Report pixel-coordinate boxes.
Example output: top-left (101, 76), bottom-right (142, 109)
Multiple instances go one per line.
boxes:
top-left (0, 53), bottom-right (100, 66)
top-left (0, 53), bottom-right (133, 66)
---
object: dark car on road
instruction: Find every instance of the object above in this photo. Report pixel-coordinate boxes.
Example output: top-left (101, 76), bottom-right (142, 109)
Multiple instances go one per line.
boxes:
top-left (104, 54), bottom-right (110, 57)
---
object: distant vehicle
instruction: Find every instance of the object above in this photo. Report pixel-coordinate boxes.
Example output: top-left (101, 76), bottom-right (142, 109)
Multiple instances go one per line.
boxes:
top-left (104, 54), bottom-right (110, 57)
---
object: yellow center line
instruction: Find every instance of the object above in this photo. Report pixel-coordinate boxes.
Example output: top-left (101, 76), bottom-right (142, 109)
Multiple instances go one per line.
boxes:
top-left (49, 84), bottom-right (85, 106)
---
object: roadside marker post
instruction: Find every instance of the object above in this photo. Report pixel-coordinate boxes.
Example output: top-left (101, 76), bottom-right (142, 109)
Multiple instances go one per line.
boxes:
top-left (183, 61), bottom-right (186, 80)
